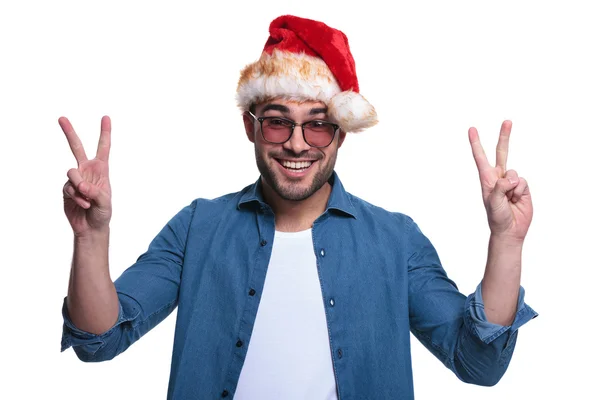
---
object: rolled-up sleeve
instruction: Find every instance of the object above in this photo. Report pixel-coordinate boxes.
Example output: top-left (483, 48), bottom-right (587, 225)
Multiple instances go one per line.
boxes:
top-left (61, 295), bottom-right (141, 360)
top-left (60, 201), bottom-right (196, 362)
top-left (467, 283), bottom-right (537, 345)
top-left (406, 218), bottom-right (537, 386)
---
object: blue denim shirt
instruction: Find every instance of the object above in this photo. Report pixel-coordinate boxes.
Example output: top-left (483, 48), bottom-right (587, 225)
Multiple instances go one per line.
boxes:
top-left (61, 172), bottom-right (537, 399)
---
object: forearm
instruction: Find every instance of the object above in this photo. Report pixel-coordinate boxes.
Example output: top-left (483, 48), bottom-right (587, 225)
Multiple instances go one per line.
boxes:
top-left (66, 228), bottom-right (119, 334)
top-left (481, 234), bottom-right (523, 326)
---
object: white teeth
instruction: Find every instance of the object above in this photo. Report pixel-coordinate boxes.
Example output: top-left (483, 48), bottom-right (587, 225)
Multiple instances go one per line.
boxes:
top-left (282, 160), bottom-right (312, 169)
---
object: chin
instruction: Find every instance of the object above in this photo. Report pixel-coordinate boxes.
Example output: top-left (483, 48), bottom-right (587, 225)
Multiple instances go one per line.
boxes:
top-left (272, 177), bottom-right (318, 201)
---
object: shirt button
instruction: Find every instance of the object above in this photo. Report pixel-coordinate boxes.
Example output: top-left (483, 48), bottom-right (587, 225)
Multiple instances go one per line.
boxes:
top-left (329, 298), bottom-right (335, 307)
top-left (236, 340), bottom-right (243, 348)
top-left (337, 348), bottom-right (343, 359)
top-left (221, 389), bottom-right (229, 397)
top-left (249, 288), bottom-right (256, 296)
top-left (260, 239), bottom-right (267, 246)
top-left (320, 248), bottom-right (326, 257)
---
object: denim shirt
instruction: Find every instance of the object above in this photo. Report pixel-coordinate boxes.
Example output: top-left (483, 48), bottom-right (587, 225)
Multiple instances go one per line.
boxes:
top-left (61, 172), bottom-right (537, 399)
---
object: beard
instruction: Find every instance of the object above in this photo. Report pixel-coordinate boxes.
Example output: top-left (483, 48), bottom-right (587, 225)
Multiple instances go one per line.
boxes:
top-left (255, 147), bottom-right (337, 201)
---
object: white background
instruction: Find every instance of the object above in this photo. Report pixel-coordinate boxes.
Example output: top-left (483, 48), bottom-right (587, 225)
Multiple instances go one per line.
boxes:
top-left (1, 0), bottom-right (598, 398)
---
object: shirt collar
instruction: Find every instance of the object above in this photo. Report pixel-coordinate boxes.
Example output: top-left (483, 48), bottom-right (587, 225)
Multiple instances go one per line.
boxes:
top-left (237, 171), bottom-right (357, 219)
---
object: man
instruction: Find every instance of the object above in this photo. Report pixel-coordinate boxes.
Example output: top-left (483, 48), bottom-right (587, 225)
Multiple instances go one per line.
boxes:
top-left (60, 15), bottom-right (536, 399)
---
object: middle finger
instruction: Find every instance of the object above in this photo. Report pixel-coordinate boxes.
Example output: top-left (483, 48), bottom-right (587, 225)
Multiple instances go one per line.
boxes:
top-left (495, 120), bottom-right (512, 173)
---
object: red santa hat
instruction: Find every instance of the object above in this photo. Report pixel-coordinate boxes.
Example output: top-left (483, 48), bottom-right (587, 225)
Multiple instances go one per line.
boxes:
top-left (236, 15), bottom-right (378, 133)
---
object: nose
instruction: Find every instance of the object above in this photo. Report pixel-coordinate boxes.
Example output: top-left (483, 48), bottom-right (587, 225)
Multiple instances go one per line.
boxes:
top-left (283, 125), bottom-right (311, 154)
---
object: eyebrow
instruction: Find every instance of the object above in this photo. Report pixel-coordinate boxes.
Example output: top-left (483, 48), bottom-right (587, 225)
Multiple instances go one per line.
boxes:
top-left (261, 104), bottom-right (290, 114)
top-left (261, 104), bottom-right (329, 116)
top-left (309, 107), bottom-right (328, 115)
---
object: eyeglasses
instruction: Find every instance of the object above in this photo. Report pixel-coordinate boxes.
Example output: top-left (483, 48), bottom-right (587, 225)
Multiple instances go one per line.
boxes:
top-left (247, 111), bottom-right (340, 148)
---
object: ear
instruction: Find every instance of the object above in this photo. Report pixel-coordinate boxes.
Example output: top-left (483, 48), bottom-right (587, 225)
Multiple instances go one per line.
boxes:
top-left (336, 130), bottom-right (347, 149)
top-left (242, 112), bottom-right (256, 143)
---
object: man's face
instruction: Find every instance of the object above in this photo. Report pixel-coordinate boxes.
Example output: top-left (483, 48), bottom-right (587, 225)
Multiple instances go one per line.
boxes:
top-left (243, 100), bottom-right (346, 201)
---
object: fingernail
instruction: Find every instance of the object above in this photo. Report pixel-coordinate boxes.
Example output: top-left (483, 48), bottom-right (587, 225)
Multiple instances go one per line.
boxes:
top-left (508, 178), bottom-right (517, 185)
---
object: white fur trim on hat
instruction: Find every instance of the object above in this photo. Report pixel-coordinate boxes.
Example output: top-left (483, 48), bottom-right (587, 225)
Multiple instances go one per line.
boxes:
top-left (236, 49), bottom-right (377, 133)
top-left (237, 50), bottom-right (339, 108)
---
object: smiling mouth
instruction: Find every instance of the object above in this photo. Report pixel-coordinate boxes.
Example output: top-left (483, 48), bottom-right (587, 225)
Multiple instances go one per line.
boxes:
top-left (276, 159), bottom-right (315, 173)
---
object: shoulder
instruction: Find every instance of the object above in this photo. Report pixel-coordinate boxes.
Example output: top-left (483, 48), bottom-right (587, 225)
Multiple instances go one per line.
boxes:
top-left (171, 183), bottom-right (259, 226)
top-left (185, 184), bottom-right (253, 214)
top-left (338, 191), bottom-right (432, 255)
top-left (346, 191), bottom-right (415, 228)
top-left (190, 189), bottom-right (245, 208)
top-left (344, 192), bottom-right (435, 257)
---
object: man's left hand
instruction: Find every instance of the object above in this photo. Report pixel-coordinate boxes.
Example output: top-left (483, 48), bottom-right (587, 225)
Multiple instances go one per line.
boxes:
top-left (469, 120), bottom-right (533, 242)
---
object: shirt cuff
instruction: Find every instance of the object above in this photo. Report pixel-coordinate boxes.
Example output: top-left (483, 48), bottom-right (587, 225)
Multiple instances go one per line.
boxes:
top-left (466, 283), bottom-right (538, 345)
top-left (60, 297), bottom-right (137, 354)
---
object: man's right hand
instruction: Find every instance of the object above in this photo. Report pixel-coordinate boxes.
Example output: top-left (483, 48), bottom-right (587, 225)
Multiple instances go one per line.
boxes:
top-left (59, 116), bottom-right (112, 236)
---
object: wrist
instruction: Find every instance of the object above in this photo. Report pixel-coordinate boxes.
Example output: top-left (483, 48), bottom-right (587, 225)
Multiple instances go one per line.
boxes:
top-left (74, 227), bottom-right (110, 245)
top-left (489, 232), bottom-right (524, 249)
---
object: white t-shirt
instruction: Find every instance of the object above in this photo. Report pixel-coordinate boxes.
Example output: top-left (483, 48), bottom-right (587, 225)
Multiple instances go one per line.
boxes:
top-left (234, 229), bottom-right (338, 400)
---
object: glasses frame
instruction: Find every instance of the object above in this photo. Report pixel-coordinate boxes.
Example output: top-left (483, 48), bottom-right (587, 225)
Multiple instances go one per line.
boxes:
top-left (247, 111), bottom-right (340, 148)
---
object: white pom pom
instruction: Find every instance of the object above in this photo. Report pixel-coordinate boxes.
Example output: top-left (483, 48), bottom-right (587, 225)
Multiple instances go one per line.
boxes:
top-left (329, 91), bottom-right (378, 133)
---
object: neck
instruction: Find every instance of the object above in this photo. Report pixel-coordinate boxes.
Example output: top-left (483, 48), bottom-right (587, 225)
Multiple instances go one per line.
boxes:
top-left (261, 178), bottom-right (332, 232)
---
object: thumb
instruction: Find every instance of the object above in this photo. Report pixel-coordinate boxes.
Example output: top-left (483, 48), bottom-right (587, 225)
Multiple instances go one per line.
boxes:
top-left (77, 181), bottom-right (110, 209)
top-left (491, 177), bottom-right (519, 202)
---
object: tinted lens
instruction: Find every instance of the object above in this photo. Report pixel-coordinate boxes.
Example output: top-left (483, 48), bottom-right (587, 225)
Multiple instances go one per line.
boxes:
top-left (262, 118), bottom-right (292, 143)
top-left (304, 121), bottom-right (336, 147)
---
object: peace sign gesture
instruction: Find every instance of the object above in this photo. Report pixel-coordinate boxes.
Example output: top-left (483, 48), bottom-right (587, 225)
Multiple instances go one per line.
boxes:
top-left (59, 116), bottom-right (112, 236)
top-left (469, 120), bottom-right (533, 242)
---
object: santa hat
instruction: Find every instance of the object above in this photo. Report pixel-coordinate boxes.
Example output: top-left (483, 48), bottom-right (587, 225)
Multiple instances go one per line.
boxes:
top-left (236, 15), bottom-right (378, 133)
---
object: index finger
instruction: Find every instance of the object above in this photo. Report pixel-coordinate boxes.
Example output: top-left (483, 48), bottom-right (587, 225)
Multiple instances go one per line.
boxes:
top-left (495, 120), bottom-right (512, 172)
top-left (96, 115), bottom-right (112, 161)
top-left (468, 126), bottom-right (491, 173)
top-left (59, 117), bottom-right (88, 165)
